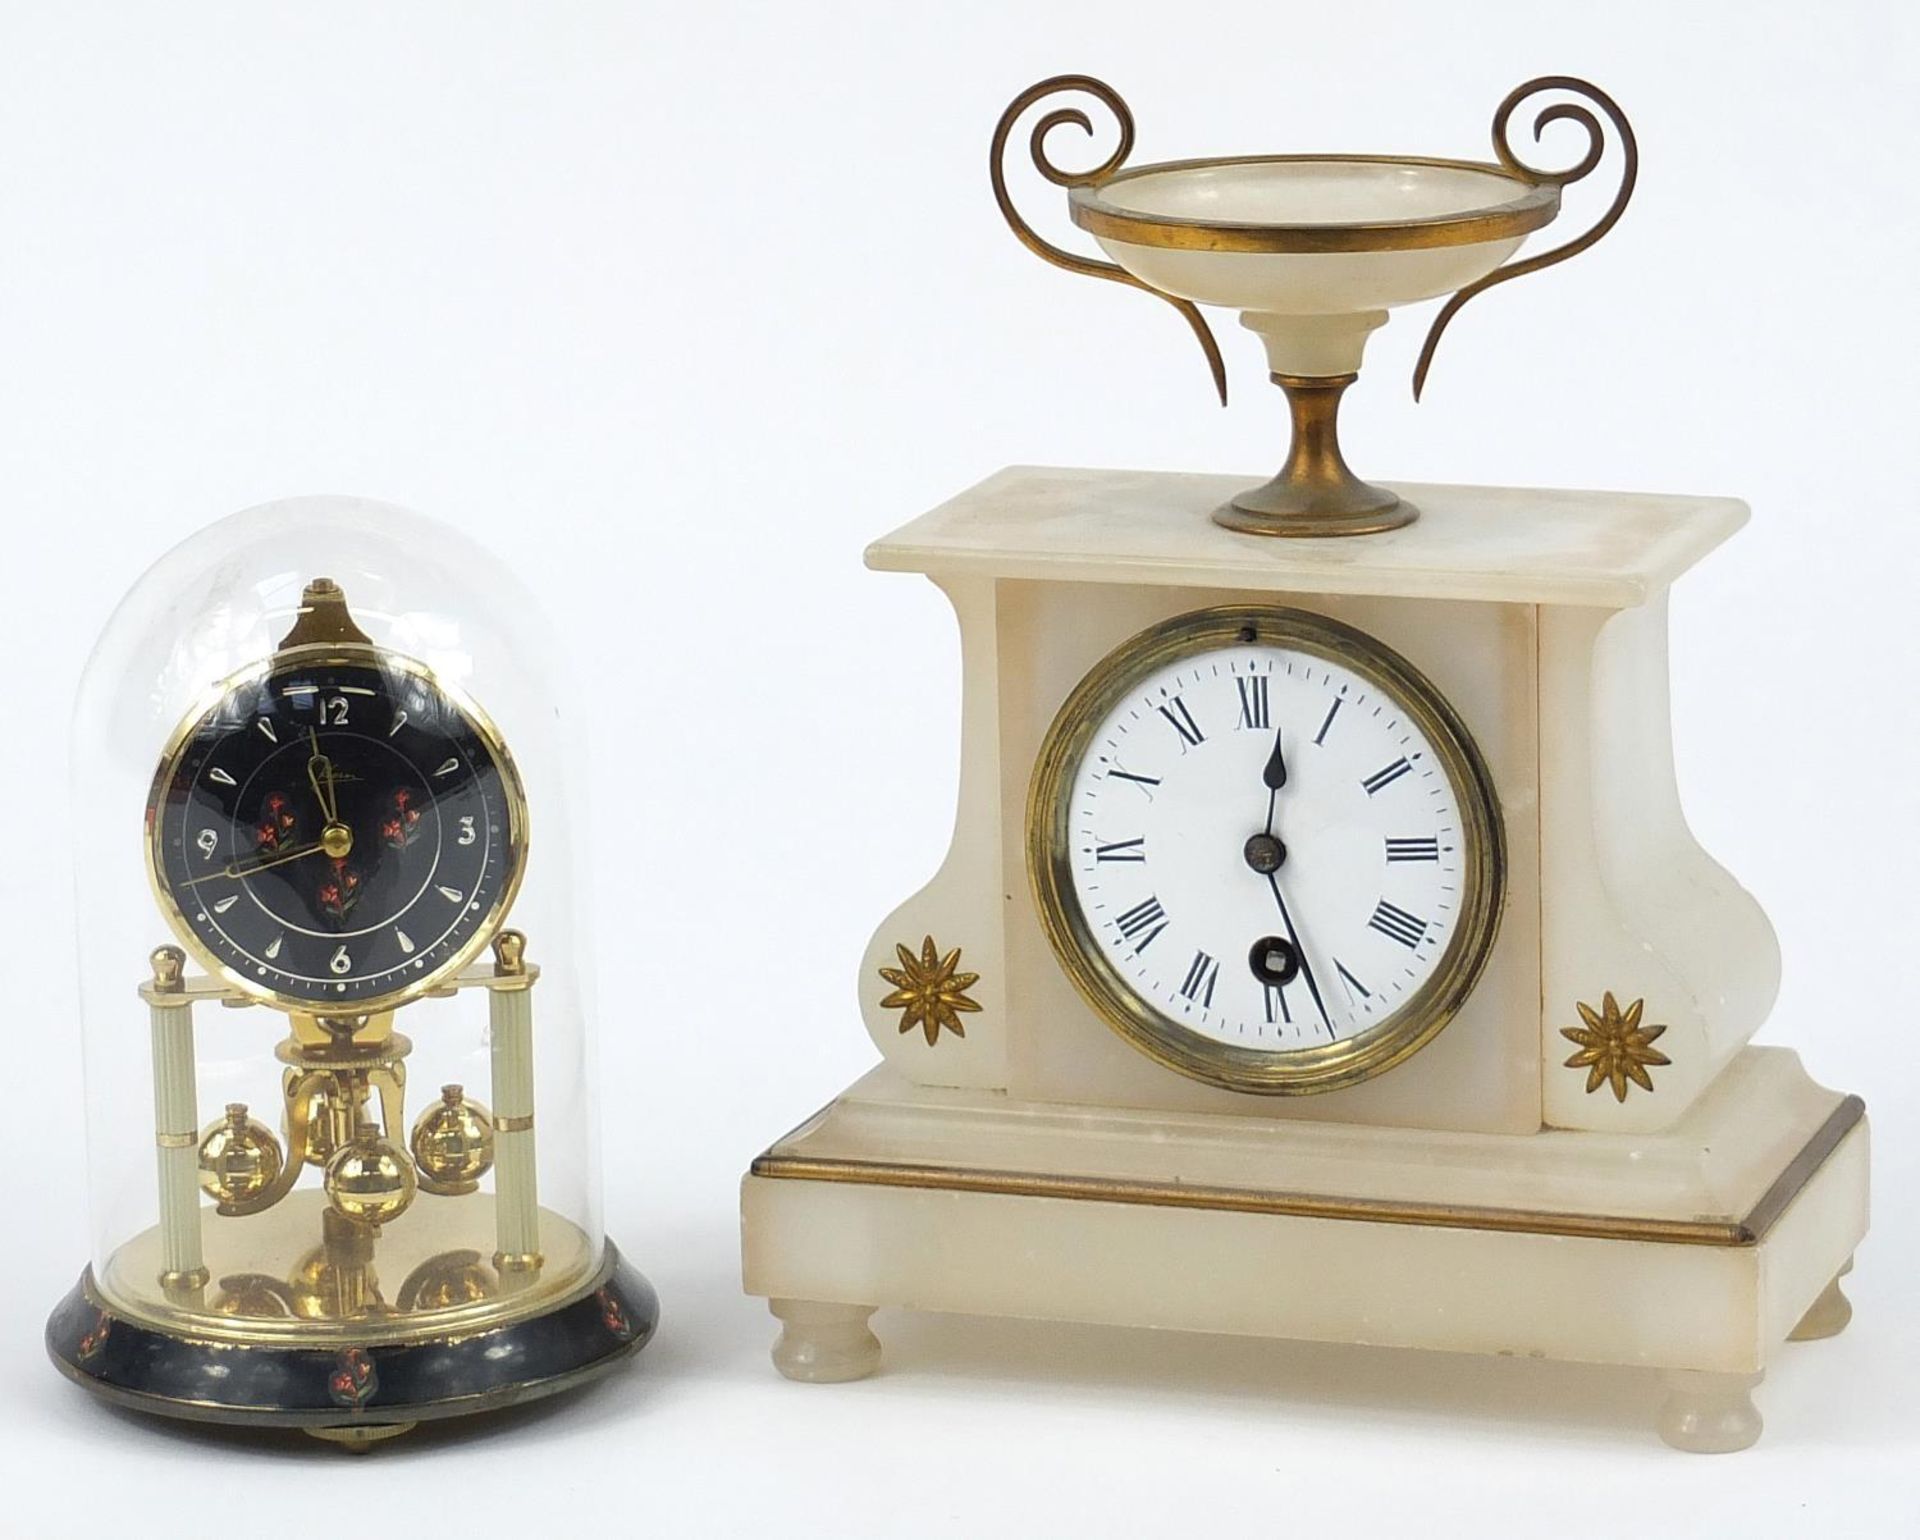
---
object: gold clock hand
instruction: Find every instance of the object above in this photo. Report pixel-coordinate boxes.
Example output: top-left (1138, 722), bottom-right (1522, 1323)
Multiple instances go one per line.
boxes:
top-left (307, 730), bottom-right (341, 824)
top-left (180, 838), bottom-right (329, 888)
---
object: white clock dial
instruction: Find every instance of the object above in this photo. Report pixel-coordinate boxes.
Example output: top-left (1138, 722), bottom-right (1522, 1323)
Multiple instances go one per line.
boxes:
top-left (1031, 607), bottom-right (1503, 1095)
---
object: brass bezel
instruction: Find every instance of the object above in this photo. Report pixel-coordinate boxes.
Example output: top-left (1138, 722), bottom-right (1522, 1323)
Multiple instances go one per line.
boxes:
top-left (144, 641), bottom-right (530, 1017)
top-left (1069, 153), bottom-right (1560, 255)
top-left (1027, 605), bottom-right (1505, 1096)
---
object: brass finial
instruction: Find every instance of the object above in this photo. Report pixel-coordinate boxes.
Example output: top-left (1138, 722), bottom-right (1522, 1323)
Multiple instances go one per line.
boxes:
top-left (492, 930), bottom-right (527, 977)
top-left (150, 945), bottom-right (186, 994)
top-left (277, 577), bottom-right (375, 650)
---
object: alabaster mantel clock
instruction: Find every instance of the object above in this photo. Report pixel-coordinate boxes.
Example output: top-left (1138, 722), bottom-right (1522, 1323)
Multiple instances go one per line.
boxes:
top-left (48, 496), bottom-right (655, 1447)
top-left (740, 76), bottom-right (1867, 1452)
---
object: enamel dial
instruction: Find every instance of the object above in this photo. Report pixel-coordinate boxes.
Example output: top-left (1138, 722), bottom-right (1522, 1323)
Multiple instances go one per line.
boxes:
top-left (148, 649), bottom-right (526, 1013)
top-left (1030, 606), bottom-right (1504, 1095)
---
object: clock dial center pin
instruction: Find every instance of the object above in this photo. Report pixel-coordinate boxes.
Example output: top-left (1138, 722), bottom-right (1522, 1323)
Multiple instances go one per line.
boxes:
top-left (1243, 831), bottom-right (1287, 874)
top-left (320, 822), bottom-right (353, 860)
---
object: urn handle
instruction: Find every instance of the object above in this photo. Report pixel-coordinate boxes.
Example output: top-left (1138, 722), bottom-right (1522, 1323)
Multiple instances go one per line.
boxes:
top-left (991, 74), bottom-right (1228, 405)
top-left (1413, 75), bottom-right (1639, 400)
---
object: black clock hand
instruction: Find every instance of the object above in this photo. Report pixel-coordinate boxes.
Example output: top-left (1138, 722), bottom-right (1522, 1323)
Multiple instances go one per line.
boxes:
top-left (1266, 871), bottom-right (1334, 1037)
top-left (1262, 724), bottom-right (1287, 791)
top-left (1262, 724), bottom-right (1286, 831)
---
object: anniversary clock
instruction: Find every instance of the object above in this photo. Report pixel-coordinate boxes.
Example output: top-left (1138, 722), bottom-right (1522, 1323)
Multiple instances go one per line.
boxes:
top-left (48, 496), bottom-right (655, 1446)
top-left (741, 77), bottom-right (1868, 1451)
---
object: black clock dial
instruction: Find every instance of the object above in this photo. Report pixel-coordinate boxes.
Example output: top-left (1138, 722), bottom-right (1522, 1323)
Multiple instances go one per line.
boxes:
top-left (149, 653), bottom-right (525, 1009)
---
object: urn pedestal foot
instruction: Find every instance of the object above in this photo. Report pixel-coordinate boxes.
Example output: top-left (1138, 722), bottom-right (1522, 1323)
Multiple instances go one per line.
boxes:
top-left (1788, 1258), bottom-right (1854, 1342)
top-left (770, 1300), bottom-right (880, 1383)
top-left (1656, 1369), bottom-right (1764, 1453)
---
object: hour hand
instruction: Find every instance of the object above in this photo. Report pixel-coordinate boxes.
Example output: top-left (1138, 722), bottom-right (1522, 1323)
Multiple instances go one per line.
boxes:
top-left (307, 731), bottom-right (340, 823)
top-left (1262, 724), bottom-right (1287, 791)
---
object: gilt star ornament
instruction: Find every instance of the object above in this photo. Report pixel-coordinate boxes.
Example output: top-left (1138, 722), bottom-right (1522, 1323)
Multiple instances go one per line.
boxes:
top-left (877, 936), bottom-right (981, 1046)
top-left (1561, 991), bottom-right (1670, 1102)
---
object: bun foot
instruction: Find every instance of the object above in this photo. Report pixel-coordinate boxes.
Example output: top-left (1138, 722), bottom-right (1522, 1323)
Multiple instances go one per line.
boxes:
top-left (1657, 1369), bottom-right (1763, 1453)
top-left (1789, 1260), bottom-right (1854, 1342)
top-left (770, 1300), bottom-right (880, 1383)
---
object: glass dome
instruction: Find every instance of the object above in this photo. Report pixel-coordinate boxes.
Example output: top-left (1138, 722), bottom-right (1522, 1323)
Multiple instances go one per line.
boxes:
top-left (47, 496), bottom-right (653, 1443)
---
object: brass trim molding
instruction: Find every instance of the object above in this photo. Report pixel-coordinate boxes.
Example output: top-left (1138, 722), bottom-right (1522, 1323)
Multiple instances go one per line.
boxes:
top-left (1070, 153), bottom-right (1560, 255)
top-left (750, 1096), bottom-right (1865, 1250)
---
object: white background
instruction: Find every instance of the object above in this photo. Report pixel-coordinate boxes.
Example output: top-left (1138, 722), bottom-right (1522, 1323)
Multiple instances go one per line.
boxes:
top-left (2, 2), bottom-right (1914, 1533)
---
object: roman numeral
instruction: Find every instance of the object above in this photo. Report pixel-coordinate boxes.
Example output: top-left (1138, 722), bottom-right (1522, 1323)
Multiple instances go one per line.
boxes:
top-left (1235, 676), bottom-right (1270, 731)
top-left (1095, 838), bottom-right (1146, 862)
top-left (1113, 896), bottom-right (1168, 953)
top-left (1107, 765), bottom-right (1161, 794)
top-left (1178, 950), bottom-right (1219, 1007)
top-left (1361, 757), bottom-right (1413, 795)
top-left (1368, 900), bottom-right (1428, 949)
top-left (1313, 697), bottom-right (1343, 745)
top-left (1385, 836), bottom-right (1440, 862)
top-left (1263, 980), bottom-right (1291, 1025)
top-left (1334, 958), bottom-right (1371, 1001)
top-left (1156, 695), bottom-right (1204, 747)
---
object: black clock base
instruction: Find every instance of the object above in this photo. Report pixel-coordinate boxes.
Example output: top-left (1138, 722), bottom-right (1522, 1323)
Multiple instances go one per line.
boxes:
top-left (46, 1240), bottom-right (655, 1445)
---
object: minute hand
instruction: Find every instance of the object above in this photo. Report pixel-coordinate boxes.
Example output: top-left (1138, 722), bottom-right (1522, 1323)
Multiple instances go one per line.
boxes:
top-left (1265, 871), bottom-right (1334, 1037)
top-left (180, 840), bottom-right (328, 887)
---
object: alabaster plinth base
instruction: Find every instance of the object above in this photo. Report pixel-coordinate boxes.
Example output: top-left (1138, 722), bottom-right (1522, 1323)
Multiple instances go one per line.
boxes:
top-left (741, 1049), bottom-right (1866, 1452)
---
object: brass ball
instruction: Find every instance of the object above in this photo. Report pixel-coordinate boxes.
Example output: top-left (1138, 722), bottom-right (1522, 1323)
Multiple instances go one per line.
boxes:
top-left (197, 1104), bottom-right (284, 1205)
top-left (398, 1250), bottom-right (498, 1313)
top-left (323, 1133), bottom-right (417, 1226)
top-left (209, 1273), bottom-right (297, 1320)
top-left (410, 1084), bottom-right (495, 1194)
